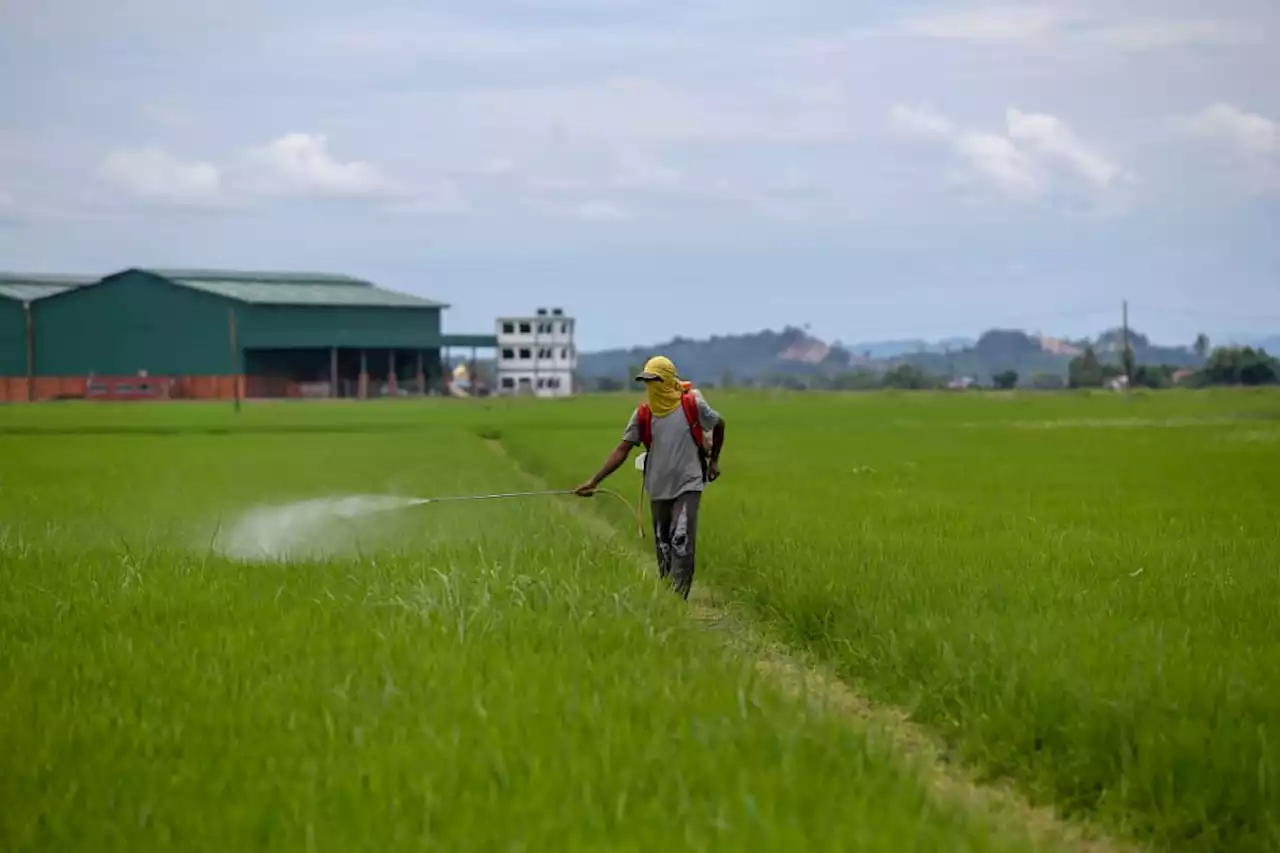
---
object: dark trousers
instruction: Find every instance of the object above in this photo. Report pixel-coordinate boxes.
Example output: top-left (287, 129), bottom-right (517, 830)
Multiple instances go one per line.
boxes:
top-left (650, 490), bottom-right (701, 599)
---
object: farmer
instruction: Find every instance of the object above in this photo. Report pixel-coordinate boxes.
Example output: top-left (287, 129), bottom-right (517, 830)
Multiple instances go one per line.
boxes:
top-left (575, 356), bottom-right (725, 599)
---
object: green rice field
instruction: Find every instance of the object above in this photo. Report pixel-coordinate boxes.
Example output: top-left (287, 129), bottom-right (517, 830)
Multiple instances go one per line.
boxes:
top-left (2, 389), bottom-right (1278, 852)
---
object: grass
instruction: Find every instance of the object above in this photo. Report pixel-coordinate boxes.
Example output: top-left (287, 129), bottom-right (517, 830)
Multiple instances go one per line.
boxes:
top-left (0, 405), bottom-right (1034, 852)
top-left (501, 388), bottom-right (1280, 853)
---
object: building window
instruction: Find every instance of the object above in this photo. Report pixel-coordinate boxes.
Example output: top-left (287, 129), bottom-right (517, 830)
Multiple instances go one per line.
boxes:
top-left (560, 348), bottom-right (569, 359)
top-left (538, 322), bottom-right (552, 334)
top-left (518, 322), bottom-right (531, 334)
top-left (501, 377), bottom-right (515, 390)
top-left (519, 348), bottom-right (531, 360)
top-left (502, 322), bottom-right (514, 335)
top-left (501, 348), bottom-right (515, 361)
top-left (547, 377), bottom-right (560, 389)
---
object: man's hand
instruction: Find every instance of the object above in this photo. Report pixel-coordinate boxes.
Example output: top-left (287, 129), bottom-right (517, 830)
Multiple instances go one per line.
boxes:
top-left (574, 480), bottom-right (598, 497)
top-left (708, 459), bottom-right (720, 481)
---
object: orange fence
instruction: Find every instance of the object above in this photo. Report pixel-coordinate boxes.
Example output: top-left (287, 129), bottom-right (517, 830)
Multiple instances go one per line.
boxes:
top-left (169, 375), bottom-right (243, 400)
top-left (0, 373), bottom-right (440, 402)
top-left (0, 378), bottom-right (27, 402)
top-left (0, 377), bottom-right (88, 402)
top-left (0, 375), bottom-right (246, 402)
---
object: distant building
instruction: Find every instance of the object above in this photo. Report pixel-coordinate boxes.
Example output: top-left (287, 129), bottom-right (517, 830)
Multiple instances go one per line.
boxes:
top-left (495, 308), bottom-right (577, 397)
top-left (1, 268), bottom-right (495, 402)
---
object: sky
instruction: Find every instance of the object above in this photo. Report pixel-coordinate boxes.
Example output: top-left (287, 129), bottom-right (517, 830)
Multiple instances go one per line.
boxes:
top-left (1, 0), bottom-right (1277, 351)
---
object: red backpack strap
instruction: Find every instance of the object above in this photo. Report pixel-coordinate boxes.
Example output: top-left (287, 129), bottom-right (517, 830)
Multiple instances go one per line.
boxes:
top-left (636, 403), bottom-right (652, 449)
top-left (681, 391), bottom-right (710, 481)
top-left (680, 392), bottom-right (701, 446)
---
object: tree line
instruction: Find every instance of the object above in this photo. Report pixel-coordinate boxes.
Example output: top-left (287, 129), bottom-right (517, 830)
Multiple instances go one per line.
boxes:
top-left (591, 346), bottom-right (1276, 393)
top-left (1065, 341), bottom-right (1278, 389)
top-left (580, 327), bottom-right (1278, 393)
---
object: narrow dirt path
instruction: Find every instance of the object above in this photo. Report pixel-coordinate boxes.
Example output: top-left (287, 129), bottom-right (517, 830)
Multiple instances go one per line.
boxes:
top-left (485, 439), bottom-right (1149, 853)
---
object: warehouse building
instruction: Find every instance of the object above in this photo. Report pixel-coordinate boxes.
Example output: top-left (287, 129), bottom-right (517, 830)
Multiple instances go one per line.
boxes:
top-left (2, 267), bottom-right (496, 401)
top-left (0, 273), bottom-right (96, 402)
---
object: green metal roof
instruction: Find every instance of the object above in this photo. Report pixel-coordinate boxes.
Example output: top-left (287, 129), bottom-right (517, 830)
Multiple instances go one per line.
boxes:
top-left (0, 273), bottom-right (96, 303)
top-left (141, 268), bottom-right (448, 309)
top-left (441, 333), bottom-right (499, 349)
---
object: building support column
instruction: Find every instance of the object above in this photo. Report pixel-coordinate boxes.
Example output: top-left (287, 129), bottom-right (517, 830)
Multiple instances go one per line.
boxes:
top-left (416, 350), bottom-right (425, 395)
top-left (24, 301), bottom-right (34, 403)
top-left (359, 349), bottom-right (368, 400)
top-left (227, 307), bottom-right (241, 412)
top-left (387, 350), bottom-right (398, 396)
top-left (330, 347), bottom-right (339, 399)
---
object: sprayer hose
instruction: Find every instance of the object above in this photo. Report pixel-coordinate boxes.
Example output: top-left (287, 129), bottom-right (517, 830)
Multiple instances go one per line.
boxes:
top-left (589, 488), bottom-right (646, 539)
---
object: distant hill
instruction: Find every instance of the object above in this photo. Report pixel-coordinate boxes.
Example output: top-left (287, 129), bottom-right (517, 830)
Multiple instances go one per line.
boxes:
top-left (578, 326), bottom-right (851, 387)
top-left (576, 324), bottom-right (1237, 389)
top-left (846, 337), bottom-right (976, 359)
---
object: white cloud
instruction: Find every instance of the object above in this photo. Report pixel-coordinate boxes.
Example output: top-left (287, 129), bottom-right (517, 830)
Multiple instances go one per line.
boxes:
top-left (1086, 20), bottom-right (1255, 50)
top-left (903, 6), bottom-right (1064, 41)
top-left (954, 132), bottom-right (1044, 199)
top-left (1177, 103), bottom-right (1279, 194)
top-left (890, 104), bottom-right (1124, 201)
top-left (100, 146), bottom-right (224, 207)
top-left (100, 134), bottom-right (399, 208)
top-left (890, 105), bottom-right (953, 138)
top-left (21, 0), bottom-right (1278, 237)
top-left (1006, 108), bottom-right (1122, 188)
top-left (1180, 104), bottom-right (1278, 158)
top-left (901, 6), bottom-right (1255, 50)
top-left (232, 133), bottom-right (397, 199)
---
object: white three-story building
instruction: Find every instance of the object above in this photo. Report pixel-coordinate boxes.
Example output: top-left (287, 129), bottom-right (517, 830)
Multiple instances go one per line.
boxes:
top-left (495, 308), bottom-right (577, 396)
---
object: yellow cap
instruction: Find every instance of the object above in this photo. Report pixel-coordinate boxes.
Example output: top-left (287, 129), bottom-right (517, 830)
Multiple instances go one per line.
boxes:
top-left (635, 355), bottom-right (677, 383)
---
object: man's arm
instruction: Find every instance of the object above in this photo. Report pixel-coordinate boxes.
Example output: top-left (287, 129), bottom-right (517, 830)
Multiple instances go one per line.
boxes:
top-left (576, 440), bottom-right (635, 496)
top-left (709, 420), bottom-right (725, 462)
top-left (695, 391), bottom-right (726, 475)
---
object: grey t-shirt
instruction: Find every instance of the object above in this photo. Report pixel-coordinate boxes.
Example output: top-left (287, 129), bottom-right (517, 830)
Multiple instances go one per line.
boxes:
top-left (623, 389), bottom-right (722, 501)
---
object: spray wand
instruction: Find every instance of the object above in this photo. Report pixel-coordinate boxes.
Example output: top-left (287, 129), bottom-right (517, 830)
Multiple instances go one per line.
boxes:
top-left (408, 487), bottom-right (646, 538)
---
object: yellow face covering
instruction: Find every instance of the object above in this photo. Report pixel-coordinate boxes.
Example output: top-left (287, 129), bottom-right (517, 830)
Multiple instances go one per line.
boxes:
top-left (642, 356), bottom-right (684, 417)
